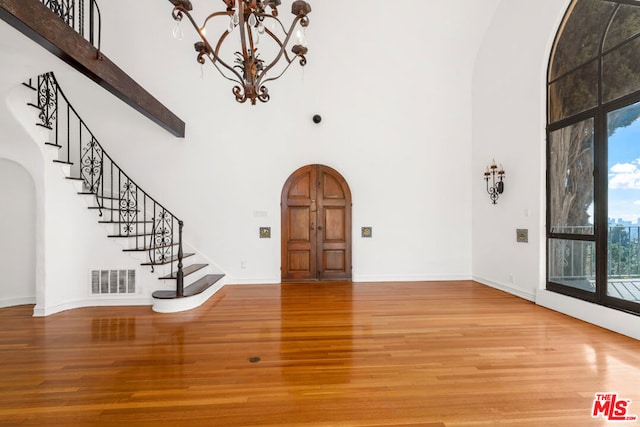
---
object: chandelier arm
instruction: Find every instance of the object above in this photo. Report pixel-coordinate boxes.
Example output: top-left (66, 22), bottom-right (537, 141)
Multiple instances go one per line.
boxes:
top-left (257, 15), bottom-right (307, 83)
top-left (237, 1), bottom-right (250, 68)
top-left (262, 27), bottom-right (295, 66)
top-left (171, 5), bottom-right (245, 84)
top-left (205, 53), bottom-right (244, 86)
top-left (171, 5), bottom-right (201, 35)
top-left (259, 56), bottom-right (297, 86)
top-left (202, 11), bottom-right (232, 27)
top-left (200, 38), bottom-right (245, 85)
top-left (213, 28), bottom-right (231, 61)
top-left (259, 14), bottom-right (286, 34)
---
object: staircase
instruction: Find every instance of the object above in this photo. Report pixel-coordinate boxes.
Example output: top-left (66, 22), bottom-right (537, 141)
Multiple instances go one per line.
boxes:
top-left (24, 72), bottom-right (224, 312)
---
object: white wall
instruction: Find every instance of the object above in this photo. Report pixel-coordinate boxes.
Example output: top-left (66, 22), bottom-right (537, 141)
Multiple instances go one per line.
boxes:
top-left (49, 0), bottom-right (501, 284)
top-left (0, 158), bottom-right (36, 306)
top-left (6, 0), bottom-right (638, 335)
top-left (1, 0), bottom-right (504, 315)
top-left (471, 0), bottom-right (566, 300)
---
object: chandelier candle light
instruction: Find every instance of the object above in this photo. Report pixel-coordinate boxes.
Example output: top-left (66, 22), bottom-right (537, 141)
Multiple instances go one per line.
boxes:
top-left (484, 159), bottom-right (505, 204)
top-left (169, 0), bottom-right (311, 105)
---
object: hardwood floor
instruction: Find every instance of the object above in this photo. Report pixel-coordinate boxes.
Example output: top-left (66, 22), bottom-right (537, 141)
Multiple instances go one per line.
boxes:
top-left (1, 281), bottom-right (639, 426)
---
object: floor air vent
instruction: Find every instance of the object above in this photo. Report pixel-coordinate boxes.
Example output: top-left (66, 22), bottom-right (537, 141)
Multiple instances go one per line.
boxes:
top-left (91, 270), bottom-right (136, 294)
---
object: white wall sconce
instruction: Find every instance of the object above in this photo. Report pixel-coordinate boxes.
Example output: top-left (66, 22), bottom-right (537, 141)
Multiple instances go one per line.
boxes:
top-left (484, 159), bottom-right (505, 204)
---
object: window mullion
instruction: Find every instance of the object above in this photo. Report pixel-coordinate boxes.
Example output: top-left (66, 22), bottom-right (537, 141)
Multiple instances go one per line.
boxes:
top-left (594, 108), bottom-right (608, 305)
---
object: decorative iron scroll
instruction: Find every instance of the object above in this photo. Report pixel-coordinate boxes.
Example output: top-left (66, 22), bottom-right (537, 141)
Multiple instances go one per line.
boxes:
top-left (80, 136), bottom-right (103, 193)
top-left (43, 0), bottom-right (74, 25)
top-left (36, 74), bottom-right (57, 128)
top-left (40, 0), bottom-right (101, 51)
top-left (119, 180), bottom-right (138, 235)
top-left (151, 210), bottom-right (174, 267)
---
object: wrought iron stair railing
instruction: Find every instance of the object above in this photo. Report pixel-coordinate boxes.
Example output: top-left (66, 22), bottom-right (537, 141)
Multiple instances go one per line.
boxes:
top-left (24, 72), bottom-right (187, 297)
top-left (41, 0), bottom-right (101, 53)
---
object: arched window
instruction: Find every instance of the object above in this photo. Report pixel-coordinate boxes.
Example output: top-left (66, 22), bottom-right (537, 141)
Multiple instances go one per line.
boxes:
top-left (548, 0), bottom-right (640, 315)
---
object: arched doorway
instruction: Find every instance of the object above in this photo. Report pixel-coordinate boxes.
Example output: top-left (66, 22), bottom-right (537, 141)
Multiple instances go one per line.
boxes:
top-left (0, 158), bottom-right (36, 307)
top-left (281, 164), bottom-right (352, 281)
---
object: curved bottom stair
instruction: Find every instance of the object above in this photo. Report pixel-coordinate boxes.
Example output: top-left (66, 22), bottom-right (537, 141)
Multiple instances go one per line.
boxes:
top-left (152, 274), bottom-right (226, 313)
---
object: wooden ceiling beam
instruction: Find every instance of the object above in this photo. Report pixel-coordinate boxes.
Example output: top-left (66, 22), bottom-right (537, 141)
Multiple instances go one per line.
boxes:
top-left (0, 0), bottom-right (186, 138)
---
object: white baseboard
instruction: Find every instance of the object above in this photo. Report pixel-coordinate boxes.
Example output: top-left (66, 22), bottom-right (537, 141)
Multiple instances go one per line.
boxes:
top-left (536, 289), bottom-right (640, 341)
top-left (472, 275), bottom-right (536, 301)
top-left (0, 297), bottom-right (36, 308)
top-left (352, 274), bottom-right (473, 282)
top-left (226, 276), bottom-right (281, 285)
top-left (227, 274), bottom-right (473, 285)
top-left (33, 297), bottom-right (152, 317)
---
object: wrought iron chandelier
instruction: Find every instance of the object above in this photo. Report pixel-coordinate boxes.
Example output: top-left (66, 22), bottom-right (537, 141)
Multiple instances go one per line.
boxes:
top-left (169, 0), bottom-right (311, 105)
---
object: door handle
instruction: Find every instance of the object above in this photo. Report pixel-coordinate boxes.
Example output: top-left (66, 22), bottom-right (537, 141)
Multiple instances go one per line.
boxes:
top-left (317, 225), bottom-right (323, 231)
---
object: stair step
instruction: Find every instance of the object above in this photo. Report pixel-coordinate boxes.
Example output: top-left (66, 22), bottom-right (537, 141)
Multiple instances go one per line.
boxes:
top-left (152, 274), bottom-right (225, 299)
top-left (141, 253), bottom-right (195, 266)
top-left (88, 206), bottom-right (140, 212)
top-left (107, 233), bottom-right (154, 238)
top-left (36, 123), bottom-right (53, 130)
top-left (79, 192), bottom-right (120, 201)
top-left (45, 142), bottom-right (62, 149)
top-left (65, 176), bottom-right (84, 181)
top-left (53, 159), bottom-right (73, 165)
top-left (123, 242), bottom-right (179, 252)
top-left (83, 193), bottom-right (142, 203)
top-left (159, 263), bottom-right (208, 280)
top-left (99, 220), bottom-right (154, 224)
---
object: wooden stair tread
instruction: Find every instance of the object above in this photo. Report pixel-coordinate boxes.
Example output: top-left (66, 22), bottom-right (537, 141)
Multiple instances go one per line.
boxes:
top-left (99, 220), bottom-right (154, 224)
top-left (79, 192), bottom-right (120, 201)
top-left (141, 253), bottom-right (194, 266)
top-left (88, 206), bottom-right (140, 212)
top-left (123, 243), bottom-right (178, 252)
top-left (108, 233), bottom-right (154, 238)
top-left (152, 274), bottom-right (224, 299)
top-left (83, 194), bottom-right (144, 203)
top-left (107, 230), bottom-right (154, 239)
top-left (159, 263), bottom-right (208, 280)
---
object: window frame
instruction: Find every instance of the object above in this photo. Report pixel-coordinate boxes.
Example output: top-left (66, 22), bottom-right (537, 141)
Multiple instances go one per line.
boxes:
top-left (547, 0), bottom-right (640, 316)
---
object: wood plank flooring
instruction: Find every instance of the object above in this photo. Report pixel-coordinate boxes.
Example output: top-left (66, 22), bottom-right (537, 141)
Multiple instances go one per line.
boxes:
top-left (1, 281), bottom-right (639, 426)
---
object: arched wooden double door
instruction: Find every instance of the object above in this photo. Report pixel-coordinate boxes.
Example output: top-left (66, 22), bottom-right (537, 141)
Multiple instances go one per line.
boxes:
top-left (281, 165), bottom-right (352, 281)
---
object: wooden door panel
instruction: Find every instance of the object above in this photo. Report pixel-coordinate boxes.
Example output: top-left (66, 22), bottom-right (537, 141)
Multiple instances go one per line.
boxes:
top-left (323, 250), bottom-right (345, 271)
top-left (323, 207), bottom-right (346, 241)
top-left (322, 173), bottom-right (345, 199)
top-left (282, 165), bottom-right (351, 281)
top-left (288, 172), bottom-right (312, 198)
top-left (288, 250), bottom-right (311, 272)
top-left (288, 207), bottom-right (311, 241)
